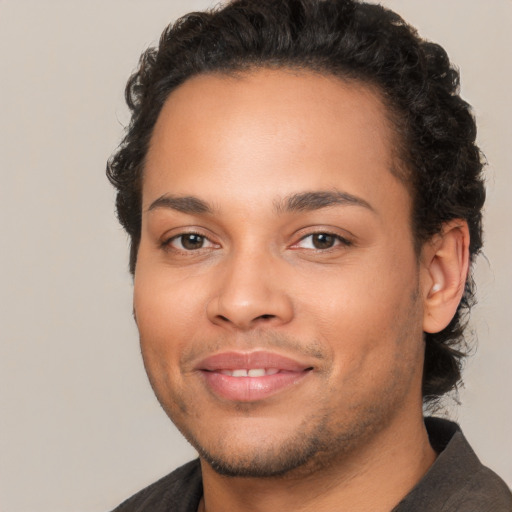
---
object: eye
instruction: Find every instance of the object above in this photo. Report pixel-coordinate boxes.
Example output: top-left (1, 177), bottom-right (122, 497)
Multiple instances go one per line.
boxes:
top-left (295, 232), bottom-right (351, 250)
top-left (167, 233), bottom-right (217, 251)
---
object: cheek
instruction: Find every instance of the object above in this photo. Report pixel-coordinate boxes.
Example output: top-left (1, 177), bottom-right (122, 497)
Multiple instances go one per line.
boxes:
top-left (133, 265), bottom-right (205, 367)
top-left (304, 248), bottom-right (421, 369)
top-left (135, 253), bottom-right (210, 321)
top-left (133, 274), bottom-right (196, 415)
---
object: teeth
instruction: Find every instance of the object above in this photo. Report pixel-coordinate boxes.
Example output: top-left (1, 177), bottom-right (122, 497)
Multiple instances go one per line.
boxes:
top-left (248, 368), bottom-right (266, 377)
top-left (219, 368), bottom-right (280, 377)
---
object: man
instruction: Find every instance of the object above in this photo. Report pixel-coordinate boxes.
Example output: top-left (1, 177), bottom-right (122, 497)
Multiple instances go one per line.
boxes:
top-left (107, 0), bottom-right (512, 510)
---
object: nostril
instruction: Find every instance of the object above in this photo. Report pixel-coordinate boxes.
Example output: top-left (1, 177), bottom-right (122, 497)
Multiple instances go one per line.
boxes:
top-left (214, 313), bottom-right (275, 326)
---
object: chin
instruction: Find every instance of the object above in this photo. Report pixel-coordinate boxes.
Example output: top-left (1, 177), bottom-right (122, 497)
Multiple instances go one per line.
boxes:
top-left (175, 410), bottom-right (346, 479)
top-left (194, 431), bottom-right (325, 478)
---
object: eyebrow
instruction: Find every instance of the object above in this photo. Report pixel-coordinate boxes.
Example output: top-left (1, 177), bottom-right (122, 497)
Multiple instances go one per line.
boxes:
top-left (274, 190), bottom-right (375, 214)
top-left (147, 195), bottom-right (214, 215)
top-left (147, 190), bottom-right (374, 216)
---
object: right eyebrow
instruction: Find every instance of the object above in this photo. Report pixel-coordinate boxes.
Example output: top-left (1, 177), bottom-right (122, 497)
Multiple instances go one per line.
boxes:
top-left (146, 194), bottom-right (214, 215)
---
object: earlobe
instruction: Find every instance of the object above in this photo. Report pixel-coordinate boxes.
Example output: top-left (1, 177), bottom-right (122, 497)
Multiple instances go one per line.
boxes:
top-left (422, 220), bottom-right (470, 334)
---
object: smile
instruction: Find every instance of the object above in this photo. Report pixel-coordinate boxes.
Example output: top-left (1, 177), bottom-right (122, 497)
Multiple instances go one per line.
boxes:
top-left (218, 368), bottom-right (280, 377)
top-left (196, 351), bottom-right (314, 402)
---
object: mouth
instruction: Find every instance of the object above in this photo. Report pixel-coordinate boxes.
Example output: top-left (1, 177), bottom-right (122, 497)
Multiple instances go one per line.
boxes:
top-left (196, 351), bottom-right (314, 402)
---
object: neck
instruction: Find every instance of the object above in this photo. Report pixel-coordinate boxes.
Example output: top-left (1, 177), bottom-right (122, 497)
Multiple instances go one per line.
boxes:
top-left (199, 411), bottom-right (436, 512)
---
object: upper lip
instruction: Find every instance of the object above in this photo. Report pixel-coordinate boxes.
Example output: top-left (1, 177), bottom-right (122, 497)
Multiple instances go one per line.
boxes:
top-left (196, 351), bottom-right (313, 372)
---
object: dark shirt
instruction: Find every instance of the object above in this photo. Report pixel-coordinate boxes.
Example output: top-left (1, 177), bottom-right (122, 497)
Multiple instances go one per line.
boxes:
top-left (111, 418), bottom-right (512, 511)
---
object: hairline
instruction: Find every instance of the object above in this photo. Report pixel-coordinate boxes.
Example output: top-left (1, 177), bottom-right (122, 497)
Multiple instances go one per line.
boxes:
top-left (135, 65), bottom-right (420, 265)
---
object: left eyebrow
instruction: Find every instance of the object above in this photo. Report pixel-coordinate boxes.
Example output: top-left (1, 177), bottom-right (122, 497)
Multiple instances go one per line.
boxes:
top-left (274, 190), bottom-right (375, 214)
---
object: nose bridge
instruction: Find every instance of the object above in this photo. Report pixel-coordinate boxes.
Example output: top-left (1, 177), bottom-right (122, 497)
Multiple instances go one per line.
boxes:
top-left (207, 243), bottom-right (293, 329)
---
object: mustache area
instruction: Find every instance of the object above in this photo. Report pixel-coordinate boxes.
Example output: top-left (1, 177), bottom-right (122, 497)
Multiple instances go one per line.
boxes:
top-left (179, 331), bottom-right (329, 372)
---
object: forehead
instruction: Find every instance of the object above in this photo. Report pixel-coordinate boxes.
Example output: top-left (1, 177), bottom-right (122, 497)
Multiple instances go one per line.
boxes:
top-left (143, 68), bottom-right (408, 218)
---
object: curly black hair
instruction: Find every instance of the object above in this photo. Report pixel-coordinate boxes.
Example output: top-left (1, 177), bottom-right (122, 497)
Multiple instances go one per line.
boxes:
top-left (107, 0), bottom-right (485, 404)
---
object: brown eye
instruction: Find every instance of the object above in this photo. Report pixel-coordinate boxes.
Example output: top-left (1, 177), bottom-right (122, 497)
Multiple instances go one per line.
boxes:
top-left (170, 233), bottom-right (208, 250)
top-left (181, 234), bottom-right (204, 250)
top-left (311, 233), bottom-right (335, 249)
top-left (294, 232), bottom-right (351, 251)
top-left (165, 231), bottom-right (219, 253)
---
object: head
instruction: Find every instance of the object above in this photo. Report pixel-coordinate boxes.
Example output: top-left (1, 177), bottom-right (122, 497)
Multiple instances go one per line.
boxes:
top-left (107, 0), bottom-right (485, 476)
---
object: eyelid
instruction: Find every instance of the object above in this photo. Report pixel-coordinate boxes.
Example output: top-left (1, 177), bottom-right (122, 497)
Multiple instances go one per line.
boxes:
top-left (161, 229), bottom-right (220, 252)
top-left (290, 229), bottom-right (354, 250)
top-left (158, 226), bottom-right (353, 253)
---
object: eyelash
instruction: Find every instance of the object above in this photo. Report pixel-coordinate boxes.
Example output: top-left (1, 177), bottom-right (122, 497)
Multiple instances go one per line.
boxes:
top-left (161, 230), bottom-right (352, 253)
top-left (162, 231), bottom-right (218, 253)
top-left (293, 232), bottom-right (353, 251)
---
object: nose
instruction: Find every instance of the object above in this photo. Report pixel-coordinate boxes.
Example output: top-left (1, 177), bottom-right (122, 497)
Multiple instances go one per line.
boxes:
top-left (206, 249), bottom-right (294, 331)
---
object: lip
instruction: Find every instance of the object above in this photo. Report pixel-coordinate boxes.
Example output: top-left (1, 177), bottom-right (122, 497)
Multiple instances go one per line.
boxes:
top-left (196, 351), bottom-right (314, 402)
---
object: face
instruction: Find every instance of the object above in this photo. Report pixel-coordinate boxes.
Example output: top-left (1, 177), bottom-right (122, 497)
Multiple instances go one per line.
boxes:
top-left (134, 69), bottom-right (429, 478)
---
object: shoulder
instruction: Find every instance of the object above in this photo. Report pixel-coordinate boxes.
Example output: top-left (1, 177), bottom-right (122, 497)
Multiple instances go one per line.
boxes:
top-left (454, 465), bottom-right (512, 511)
top-left (432, 461), bottom-right (512, 512)
top-left (110, 459), bottom-right (202, 512)
top-left (394, 418), bottom-right (512, 512)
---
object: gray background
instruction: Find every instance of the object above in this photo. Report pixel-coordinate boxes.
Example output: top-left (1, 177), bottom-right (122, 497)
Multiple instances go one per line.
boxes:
top-left (1, 1), bottom-right (510, 510)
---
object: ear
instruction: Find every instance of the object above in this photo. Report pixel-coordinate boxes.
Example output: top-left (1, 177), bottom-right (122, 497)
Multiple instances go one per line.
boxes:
top-left (421, 220), bottom-right (470, 334)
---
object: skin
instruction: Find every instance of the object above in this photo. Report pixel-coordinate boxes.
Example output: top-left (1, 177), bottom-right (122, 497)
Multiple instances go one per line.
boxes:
top-left (133, 69), bottom-right (465, 511)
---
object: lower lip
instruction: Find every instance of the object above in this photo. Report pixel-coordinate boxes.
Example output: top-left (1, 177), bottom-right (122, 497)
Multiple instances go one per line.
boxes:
top-left (200, 370), bottom-right (310, 402)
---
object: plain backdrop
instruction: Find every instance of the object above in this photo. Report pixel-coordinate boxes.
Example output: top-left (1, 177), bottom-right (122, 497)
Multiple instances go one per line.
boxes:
top-left (1, 1), bottom-right (511, 510)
